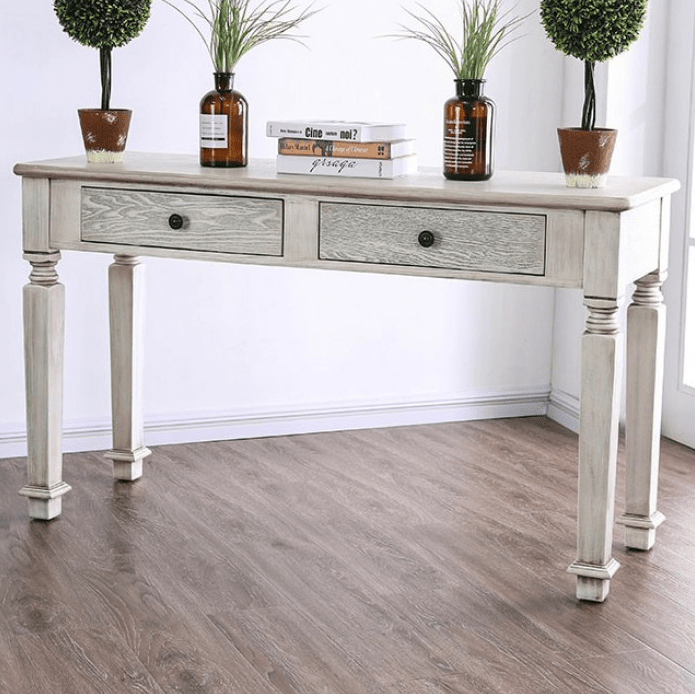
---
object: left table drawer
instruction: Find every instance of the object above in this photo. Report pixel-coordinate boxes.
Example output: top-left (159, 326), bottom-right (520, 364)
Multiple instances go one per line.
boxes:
top-left (81, 187), bottom-right (284, 256)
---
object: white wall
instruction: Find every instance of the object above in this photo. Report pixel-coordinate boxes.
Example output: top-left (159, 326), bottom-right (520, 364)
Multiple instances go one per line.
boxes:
top-left (0, 0), bottom-right (564, 457)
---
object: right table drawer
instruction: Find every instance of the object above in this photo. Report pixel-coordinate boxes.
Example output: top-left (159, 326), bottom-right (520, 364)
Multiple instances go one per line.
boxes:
top-left (319, 202), bottom-right (546, 276)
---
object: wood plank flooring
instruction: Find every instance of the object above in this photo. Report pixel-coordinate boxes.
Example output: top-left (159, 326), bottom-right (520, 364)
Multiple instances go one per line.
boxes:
top-left (1, 416), bottom-right (695, 694)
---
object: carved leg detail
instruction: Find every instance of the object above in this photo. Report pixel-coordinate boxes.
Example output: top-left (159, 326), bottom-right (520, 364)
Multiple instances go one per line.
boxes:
top-left (618, 272), bottom-right (666, 550)
top-left (21, 252), bottom-right (71, 519)
top-left (105, 255), bottom-right (150, 480)
top-left (568, 298), bottom-right (623, 602)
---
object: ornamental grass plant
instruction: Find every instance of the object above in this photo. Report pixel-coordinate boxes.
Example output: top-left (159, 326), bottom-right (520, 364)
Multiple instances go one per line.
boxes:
top-left (162, 0), bottom-right (319, 73)
top-left (392, 0), bottom-right (532, 80)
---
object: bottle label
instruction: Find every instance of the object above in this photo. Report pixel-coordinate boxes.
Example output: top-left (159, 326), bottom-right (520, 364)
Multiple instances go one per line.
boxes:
top-left (200, 114), bottom-right (228, 149)
top-left (444, 117), bottom-right (479, 170)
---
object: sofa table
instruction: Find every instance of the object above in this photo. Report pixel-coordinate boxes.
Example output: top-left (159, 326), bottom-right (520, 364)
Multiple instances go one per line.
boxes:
top-left (13, 153), bottom-right (679, 602)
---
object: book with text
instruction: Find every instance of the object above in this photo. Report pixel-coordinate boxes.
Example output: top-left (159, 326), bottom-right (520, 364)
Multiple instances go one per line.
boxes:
top-left (278, 138), bottom-right (416, 159)
top-left (267, 120), bottom-right (407, 142)
top-left (276, 154), bottom-right (417, 179)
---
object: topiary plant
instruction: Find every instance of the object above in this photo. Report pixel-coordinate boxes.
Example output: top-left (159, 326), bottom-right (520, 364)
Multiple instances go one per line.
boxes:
top-left (54, 0), bottom-right (152, 110)
top-left (540, 0), bottom-right (648, 131)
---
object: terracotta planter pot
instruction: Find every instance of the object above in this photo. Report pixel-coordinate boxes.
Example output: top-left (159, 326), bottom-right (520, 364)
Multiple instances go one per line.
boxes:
top-left (557, 127), bottom-right (617, 189)
top-left (78, 109), bottom-right (132, 163)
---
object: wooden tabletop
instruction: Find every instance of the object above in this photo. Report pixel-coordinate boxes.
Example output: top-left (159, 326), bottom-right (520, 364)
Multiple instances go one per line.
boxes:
top-left (14, 152), bottom-right (680, 212)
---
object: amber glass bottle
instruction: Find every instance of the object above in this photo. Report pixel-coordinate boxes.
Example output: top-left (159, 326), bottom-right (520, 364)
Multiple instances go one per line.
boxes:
top-left (199, 72), bottom-right (248, 167)
top-left (443, 79), bottom-right (494, 180)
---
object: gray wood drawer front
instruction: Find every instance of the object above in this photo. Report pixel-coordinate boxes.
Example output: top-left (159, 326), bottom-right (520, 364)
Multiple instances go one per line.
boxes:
top-left (81, 187), bottom-right (284, 256)
top-left (319, 202), bottom-right (546, 275)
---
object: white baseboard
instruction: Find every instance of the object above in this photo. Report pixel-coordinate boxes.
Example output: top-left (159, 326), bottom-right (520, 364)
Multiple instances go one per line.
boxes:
top-left (547, 388), bottom-right (580, 433)
top-left (0, 385), bottom-right (551, 459)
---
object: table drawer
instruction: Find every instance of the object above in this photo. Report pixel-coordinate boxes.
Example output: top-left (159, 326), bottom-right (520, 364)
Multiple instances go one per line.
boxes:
top-left (319, 202), bottom-right (546, 275)
top-left (81, 187), bottom-right (284, 256)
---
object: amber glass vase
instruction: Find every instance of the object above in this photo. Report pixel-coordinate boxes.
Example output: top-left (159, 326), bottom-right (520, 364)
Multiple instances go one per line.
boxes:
top-left (443, 79), bottom-right (494, 180)
top-left (199, 72), bottom-right (248, 167)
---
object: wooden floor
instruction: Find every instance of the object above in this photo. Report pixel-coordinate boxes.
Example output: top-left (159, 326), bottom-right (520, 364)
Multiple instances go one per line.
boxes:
top-left (1, 417), bottom-right (695, 694)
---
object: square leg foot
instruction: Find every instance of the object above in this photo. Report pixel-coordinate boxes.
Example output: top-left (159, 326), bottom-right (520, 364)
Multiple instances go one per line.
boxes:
top-left (105, 447), bottom-right (151, 481)
top-left (575, 576), bottom-right (610, 602)
top-left (104, 446), bottom-right (152, 482)
top-left (113, 460), bottom-right (143, 481)
top-left (19, 482), bottom-right (71, 520)
top-left (617, 512), bottom-right (665, 551)
top-left (27, 497), bottom-right (62, 520)
top-left (567, 558), bottom-right (620, 602)
top-left (625, 527), bottom-right (656, 551)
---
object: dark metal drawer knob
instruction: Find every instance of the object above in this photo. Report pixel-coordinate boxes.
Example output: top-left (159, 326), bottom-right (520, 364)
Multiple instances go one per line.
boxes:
top-left (418, 230), bottom-right (435, 248)
top-left (168, 213), bottom-right (185, 230)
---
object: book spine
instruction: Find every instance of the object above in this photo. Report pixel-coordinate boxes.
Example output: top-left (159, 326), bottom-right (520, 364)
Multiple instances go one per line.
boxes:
top-left (277, 156), bottom-right (389, 178)
top-left (278, 139), bottom-right (395, 159)
top-left (267, 122), bottom-right (405, 142)
top-left (276, 155), bottom-right (416, 178)
top-left (267, 123), bottom-right (368, 140)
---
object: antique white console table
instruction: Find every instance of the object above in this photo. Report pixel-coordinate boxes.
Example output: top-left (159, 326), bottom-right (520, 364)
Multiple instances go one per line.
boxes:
top-left (14, 153), bottom-right (679, 602)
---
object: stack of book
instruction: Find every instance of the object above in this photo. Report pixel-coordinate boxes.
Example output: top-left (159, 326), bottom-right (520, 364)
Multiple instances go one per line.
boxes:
top-left (266, 120), bottom-right (417, 179)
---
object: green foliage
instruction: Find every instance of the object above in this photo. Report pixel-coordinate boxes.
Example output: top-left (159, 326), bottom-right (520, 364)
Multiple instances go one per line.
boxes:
top-left (54, 0), bottom-right (151, 109)
top-left (540, 0), bottom-right (647, 63)
top-left (162, 0), bottom-right (319, 73)
top-left (540, 0), bottom-right (648, 130)
top-left (392, 0), bottom-right (531, 80)
top-left (54, 0), bottom-right (151, 48)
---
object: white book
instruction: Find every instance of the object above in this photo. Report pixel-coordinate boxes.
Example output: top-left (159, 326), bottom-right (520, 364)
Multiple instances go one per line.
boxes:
top-left (276, 154), bottom-right (418, 179)
top-left (267, 120), bottom-right (407, 142)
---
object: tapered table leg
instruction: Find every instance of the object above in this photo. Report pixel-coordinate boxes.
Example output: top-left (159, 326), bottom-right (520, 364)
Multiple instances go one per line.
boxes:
top-left (104, 255), bottom-right (150, 480)
top-left (618, 272), bottom-right (666, 549)
top-left (567, 298), bottom-right (623, 601)
top-left (20, 252), bottom-right (71, 519)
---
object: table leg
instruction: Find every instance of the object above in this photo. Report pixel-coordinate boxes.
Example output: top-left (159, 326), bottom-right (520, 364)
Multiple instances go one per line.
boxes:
top-left (20, 252), bottom-right (71, 519)
top-left (617, 272), bottom-right (666, 549)
top-left (567, 298), bottom-right (622, 602)
top-left (104, 255), bottom-right (151, 480)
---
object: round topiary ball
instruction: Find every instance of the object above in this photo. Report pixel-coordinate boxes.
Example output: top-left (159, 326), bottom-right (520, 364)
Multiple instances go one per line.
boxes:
top-left (54, 0), bottom-right (151, 49)
top-left (540, 0), bottom-right (648, 63)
